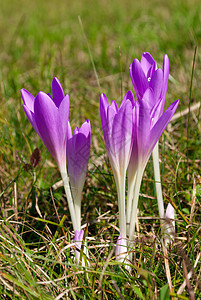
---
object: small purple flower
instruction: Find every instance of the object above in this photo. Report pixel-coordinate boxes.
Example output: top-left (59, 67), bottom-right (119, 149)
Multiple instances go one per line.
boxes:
top-left (21, 78), bottom-right (69, 173)
top-left (67, 120), bottom-right (91, 229)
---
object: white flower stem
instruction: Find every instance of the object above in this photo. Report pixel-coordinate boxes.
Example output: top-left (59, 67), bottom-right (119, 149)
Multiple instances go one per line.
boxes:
top-left (129, 169), bottom-right (143, 242)
top-left (152, 142), bottom-right (165, 223)
top-left (115, 172), bottom-right (127, 239)
top-left (74, 190), bottom-right (82, 231)
top-left (126, 173), bottom-right (137, 235)
top-left (61, 170), bottom-right (79, 232)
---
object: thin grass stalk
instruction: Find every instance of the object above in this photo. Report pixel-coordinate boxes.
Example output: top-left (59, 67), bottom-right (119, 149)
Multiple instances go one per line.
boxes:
top-left (187, 46), bottom-right (197, 165)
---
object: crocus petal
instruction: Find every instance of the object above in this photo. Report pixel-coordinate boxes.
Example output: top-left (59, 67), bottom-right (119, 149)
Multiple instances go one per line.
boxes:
top-left (162, 54), bottom-right (169, 102)
top-left (73, 127), bottom-right (79, 135)
top-left (58, 94), bottom-right (70, 134)
top-left (149, 68), bottom-right (163, 103)
top-left (106, 105), bottom-right (117, 156)
top-left (129, 58), bottom-right (148, 100)
top-left (100, 94), bottom-right (116, 167)
top-left (23, 104), bottom-right (40, 136)
top-left (67, 120), bottom-right (72, 140)
top-left (52, 77), bottom-right (65, 107)
top-left (47, 93), bottom-right (53, 99)
top-left (136, 97), bottom-right (151, 162)
top-left (141, 87), bottom-right (155, 111)
top-left (165, 203), bottom-right (174, 220)
top-left (140, 52), bottom-right (157, 78)
top-left (150, 98), bottom-right (164, 127)
top-left (127, 105), bottom-right (138, 178)
top-left (111, 100), bottom-right (119, 112)
top-left (121, 90), bottom-right (135, 108)
top-left (34, 91), bottom-right (69, 170)
top-left (148, 100), bottom-right (179, 159)
top-left (69, 134), bottom-right (90, 182)
top-left (67, 120), bottom-right (91, 188)
top-left (100, 93), bottom-right (109, 135)
top-left (21, 89), bottom-right (35, 112)
top-left (112, 100), bottom-right (133, 173)
top-left (79, 119), bottom-right (91, 137)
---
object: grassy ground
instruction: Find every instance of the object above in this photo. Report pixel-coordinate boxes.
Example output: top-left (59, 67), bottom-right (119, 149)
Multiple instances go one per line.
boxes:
top-left (0, 0), bottom-right (201, 299)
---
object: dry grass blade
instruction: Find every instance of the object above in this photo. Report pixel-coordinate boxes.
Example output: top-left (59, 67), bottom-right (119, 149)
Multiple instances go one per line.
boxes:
top-left (98, 247), bottom-right (115, 292)
top-left (55, 283), bottom-right (80, 300)
top-left (0, 274), bottom-right (21, 297)
top-left (13, 180), bottom-right (18, 231)
top-left (181, 260), bottom-right (195, 300)
top-left (162, 244), bottom-right (173, 294)
top-left (187, 174), bottom-right (197, 243)
top-left (177, 253), bottom-right (201, 296)
top-left (111, 279), bottom-right (125, 300)
top-left (170, 102), bottom-right (200, 122)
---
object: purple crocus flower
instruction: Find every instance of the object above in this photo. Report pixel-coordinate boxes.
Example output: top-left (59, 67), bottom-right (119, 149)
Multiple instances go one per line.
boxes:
top-left (21, 78), bottom-right (79, 231)
top-left (129, 52), bottom-right (169, 117)
top-left (67, 120), bottom-right (91, 230)
top-left (100, 91), bottom-right (134, 240)
top-left (21, 77), bottom-right (69, 174)
top-left (127, 52), bottom-right (178, 242)
top-left (128, 90), bottom-right (179, 241)
top-left (128, 53), bottom-right (170, 185)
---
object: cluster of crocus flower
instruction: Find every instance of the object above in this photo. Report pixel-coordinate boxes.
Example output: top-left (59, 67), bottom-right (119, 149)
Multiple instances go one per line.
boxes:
top-left (21, 78), bottom-right (91, 262)
top-left (21, 51), bottom-right (177, 265)
top-left (100, 52), bottom-right (178, 261)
